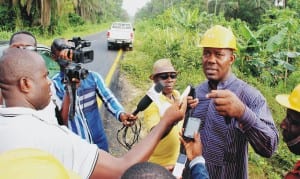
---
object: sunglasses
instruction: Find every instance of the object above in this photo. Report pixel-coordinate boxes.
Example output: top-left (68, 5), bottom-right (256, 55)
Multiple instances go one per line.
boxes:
top-left (157, 72), bottom-right (177, 80)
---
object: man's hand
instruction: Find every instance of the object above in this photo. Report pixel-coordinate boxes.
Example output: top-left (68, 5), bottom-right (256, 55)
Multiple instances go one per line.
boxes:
top-left (58, 49), bottom-right (73, 61)
top-left (179, 131), bottom-right (202, 161)
top-left (165, 165), bottom-right (174, 172)
top-left (119, 112), bottom-right (138, 126)
top-left (206, 89), bottom-right (245, 119)
top-left (187, 96), bottom-right (199, 109)
top-left (64, 78), bottom-right (81, 89)
top-left (51, 38), bottom-right (73, 61)
top-left (162, 97), bottom-right (187, 126)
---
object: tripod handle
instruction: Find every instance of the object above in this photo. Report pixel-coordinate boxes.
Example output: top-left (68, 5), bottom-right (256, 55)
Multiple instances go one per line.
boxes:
top-left (68, 82), bottom-right (77, 120)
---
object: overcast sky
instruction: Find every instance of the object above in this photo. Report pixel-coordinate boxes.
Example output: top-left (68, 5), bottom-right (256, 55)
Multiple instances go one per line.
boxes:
top-left (122, 0), bottom-right (150, 16)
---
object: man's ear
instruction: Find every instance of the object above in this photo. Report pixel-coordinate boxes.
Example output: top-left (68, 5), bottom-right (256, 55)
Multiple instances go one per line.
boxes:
top-left (229, 53), bottom-right (235, 65)
top-left (18, 77), bottom-right (31, 93)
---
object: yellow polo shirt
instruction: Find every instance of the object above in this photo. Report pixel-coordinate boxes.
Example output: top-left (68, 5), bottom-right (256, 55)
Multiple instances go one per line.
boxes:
top-left (143, 90), bottom-right (182, 167)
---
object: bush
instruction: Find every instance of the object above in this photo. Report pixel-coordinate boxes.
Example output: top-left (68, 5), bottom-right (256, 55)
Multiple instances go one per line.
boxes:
top-left (0, 4), bottom-right (15, 31)
top-left (68, 13), bottom-right (85, 26)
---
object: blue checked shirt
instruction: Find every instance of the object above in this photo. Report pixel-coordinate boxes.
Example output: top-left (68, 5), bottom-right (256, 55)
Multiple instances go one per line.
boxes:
top-left (192, 74), bottom-right (279, 179)
top-left (52, 71), bottom-right (124, 151)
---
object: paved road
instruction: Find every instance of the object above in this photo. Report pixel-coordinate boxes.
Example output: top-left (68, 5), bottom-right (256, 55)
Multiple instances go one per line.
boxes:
top-left (83, 31), bottom-right (119, 78)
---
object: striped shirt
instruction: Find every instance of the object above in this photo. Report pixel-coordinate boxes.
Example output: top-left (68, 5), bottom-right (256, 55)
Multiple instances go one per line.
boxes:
top-left (192, 74), bottom-right (279, 179)
top-left (52, 71), bottom-right (124, 151)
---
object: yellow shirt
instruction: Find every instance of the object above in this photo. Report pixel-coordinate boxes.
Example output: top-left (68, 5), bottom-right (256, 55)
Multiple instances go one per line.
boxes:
top-left (143, 90), bottom-right (182, 167)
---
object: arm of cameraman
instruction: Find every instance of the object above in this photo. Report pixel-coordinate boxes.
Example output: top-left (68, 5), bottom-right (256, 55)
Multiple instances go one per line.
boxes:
top-left (60, 89), bottom-right (71, 126)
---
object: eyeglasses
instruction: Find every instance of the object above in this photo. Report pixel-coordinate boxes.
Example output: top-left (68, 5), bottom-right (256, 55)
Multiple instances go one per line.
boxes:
top-left (16, 46), bottom-right (37, 51)
top-left (157, 72), bottom-right (177, 80)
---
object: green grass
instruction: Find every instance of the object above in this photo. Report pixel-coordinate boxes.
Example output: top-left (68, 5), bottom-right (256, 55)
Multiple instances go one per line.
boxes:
top-left (0, 22), bottom-right (111, 46)
top-left (38, 22), bottom-right (111, 46)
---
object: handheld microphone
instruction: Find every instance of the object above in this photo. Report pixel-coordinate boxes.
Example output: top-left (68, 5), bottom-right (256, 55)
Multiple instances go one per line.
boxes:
top-left (132, 82), bottom-right (164, 115)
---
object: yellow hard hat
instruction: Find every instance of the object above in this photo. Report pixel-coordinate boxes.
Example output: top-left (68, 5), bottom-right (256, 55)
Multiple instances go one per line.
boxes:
top-left (199, 25), bottom-right (237, 51)
top-left (0, 148), bottom-right (81, 179)
top-left (276, 84), bottom-right (300, 112)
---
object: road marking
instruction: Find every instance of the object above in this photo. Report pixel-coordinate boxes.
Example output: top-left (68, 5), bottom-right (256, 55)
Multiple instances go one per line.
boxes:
top-left (97, 49), bottom-right (123, 108)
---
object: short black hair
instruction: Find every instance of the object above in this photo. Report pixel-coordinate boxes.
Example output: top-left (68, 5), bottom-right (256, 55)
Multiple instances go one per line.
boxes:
top-left (121, 162), bottom-right (176, 179)
top-left (9, 31), bottom-right (37, 46)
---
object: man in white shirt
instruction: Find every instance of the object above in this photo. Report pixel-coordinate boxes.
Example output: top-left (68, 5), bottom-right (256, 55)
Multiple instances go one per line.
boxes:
top-left (4, 31), bottom-right (59, 124)
top-left (0, 47), bottom-right (187, 178)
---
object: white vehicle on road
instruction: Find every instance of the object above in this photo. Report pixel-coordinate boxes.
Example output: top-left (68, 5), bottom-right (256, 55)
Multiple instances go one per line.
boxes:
top-left (106, 22), bottom-right (134, 50)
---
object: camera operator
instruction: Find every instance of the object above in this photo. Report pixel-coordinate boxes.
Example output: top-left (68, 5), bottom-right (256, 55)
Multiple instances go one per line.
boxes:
top-left (50, 38), bottom-right (137, 151)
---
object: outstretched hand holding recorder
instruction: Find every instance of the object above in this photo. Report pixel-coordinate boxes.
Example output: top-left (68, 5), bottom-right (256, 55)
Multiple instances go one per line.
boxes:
top-left (181, 85), bottom-right (201, 141)
top-left (172, 85), bottom-right (200, 178)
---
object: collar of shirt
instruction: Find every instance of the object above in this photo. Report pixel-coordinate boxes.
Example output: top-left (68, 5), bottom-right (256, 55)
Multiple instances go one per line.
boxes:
top-left (0, 107), bottom-right (43, 120)
top-left (208, 74), bottom-right (237, 91)
top-left (160, 90), bottom-right (180, 103)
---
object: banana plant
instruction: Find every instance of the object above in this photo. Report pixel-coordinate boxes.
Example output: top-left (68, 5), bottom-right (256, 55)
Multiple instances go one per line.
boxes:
top-left (233, 22), bottom-right (264, 78)
top-left (171, 7), bottom-right (200, 31)
top-left (259, 9), bottom-right (300, 86)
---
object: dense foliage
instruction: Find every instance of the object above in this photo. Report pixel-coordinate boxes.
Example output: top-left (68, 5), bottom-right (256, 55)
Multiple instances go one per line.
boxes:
top-left (121, 0), bottom-right (300, 178)
top-left (0, 0), bottom-right (127, 37)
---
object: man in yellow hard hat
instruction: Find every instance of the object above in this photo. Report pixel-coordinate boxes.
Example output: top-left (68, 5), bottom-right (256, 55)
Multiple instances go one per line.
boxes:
top-left (276, 84), bottom-right (300, 179)
top-left (191, 25), bottom-right (279, 178)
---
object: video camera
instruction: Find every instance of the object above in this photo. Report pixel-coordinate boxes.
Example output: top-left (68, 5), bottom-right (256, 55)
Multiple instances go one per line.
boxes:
top-left (68, 37), bottom-right (93, 64)
top-left (51, 37), bottom-right (94, 81)
top-left (64, 63), bottom-right (89, 81)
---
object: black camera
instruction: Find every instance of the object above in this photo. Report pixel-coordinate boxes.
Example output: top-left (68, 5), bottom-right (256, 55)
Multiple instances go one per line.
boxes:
top-left (68, 37), bottom-right (93, 64)
top-left (65, 63), bottom-right (89, 81)
top-left (51, 37), bottom-right (94, 80)
top-left (51, 37), bottom-right (94, 64)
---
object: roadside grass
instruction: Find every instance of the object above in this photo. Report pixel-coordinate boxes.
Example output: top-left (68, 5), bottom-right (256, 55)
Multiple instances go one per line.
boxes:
top-left (38, 22), bottom-right (111, 46)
